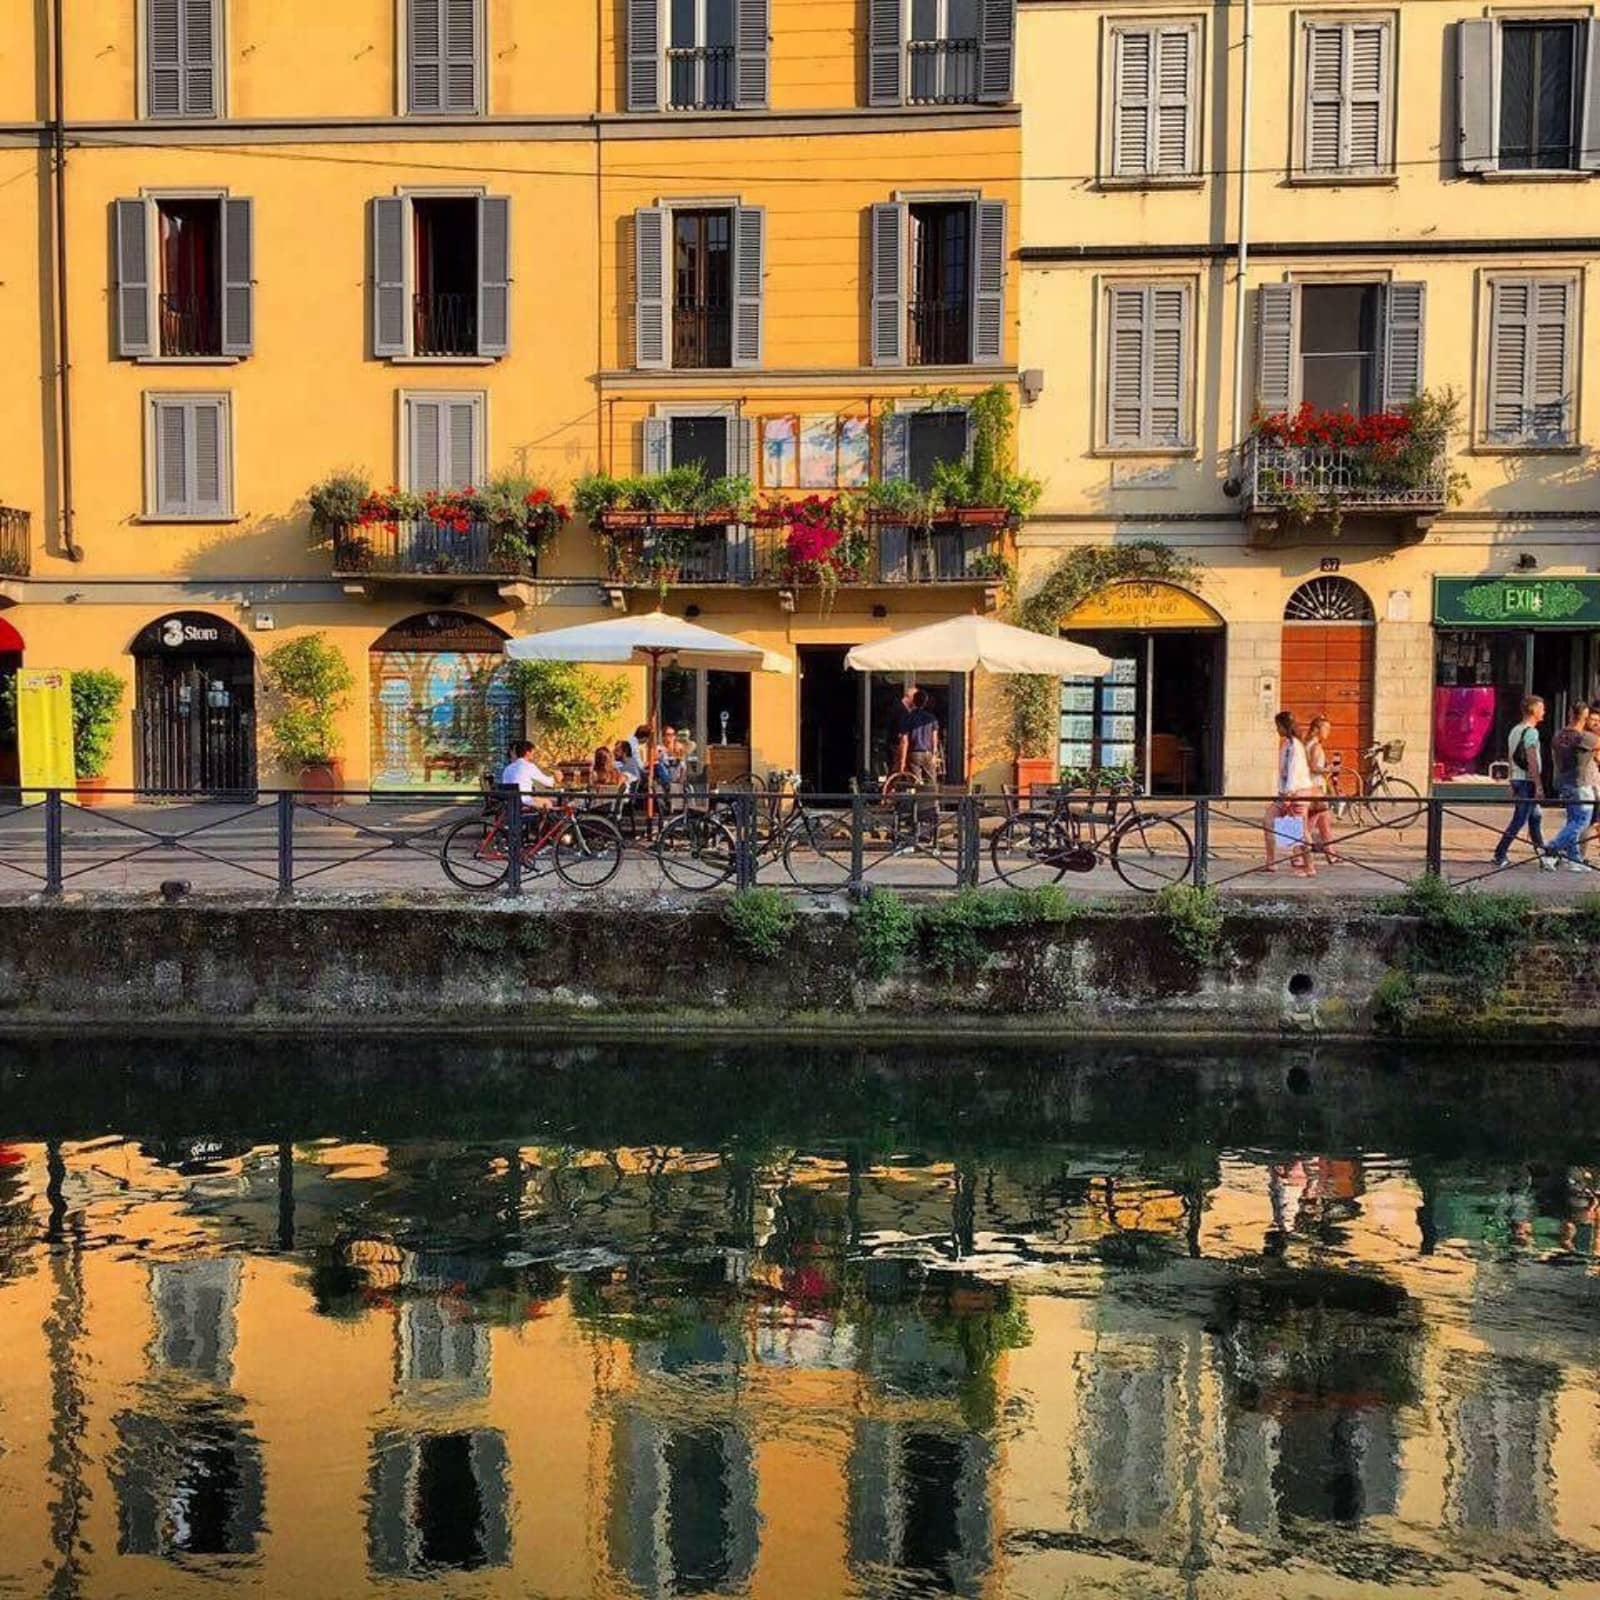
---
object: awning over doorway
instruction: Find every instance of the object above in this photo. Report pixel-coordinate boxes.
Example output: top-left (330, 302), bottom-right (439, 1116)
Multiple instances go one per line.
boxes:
top-left (1062, 581), bottom-right (1223, 631)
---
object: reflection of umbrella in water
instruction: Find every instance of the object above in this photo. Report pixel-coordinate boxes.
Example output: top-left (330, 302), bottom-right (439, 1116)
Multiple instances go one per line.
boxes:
top-left (507, 613), bottom-right (791, 812)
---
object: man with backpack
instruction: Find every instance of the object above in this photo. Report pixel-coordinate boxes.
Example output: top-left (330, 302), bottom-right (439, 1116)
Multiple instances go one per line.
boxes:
top-left (1494, 695), bottom-right (1554, 870)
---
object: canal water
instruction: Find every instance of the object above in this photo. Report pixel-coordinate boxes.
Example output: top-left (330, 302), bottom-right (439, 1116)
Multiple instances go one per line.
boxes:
top-left (1, 1039), bottom-right (1598, 1600)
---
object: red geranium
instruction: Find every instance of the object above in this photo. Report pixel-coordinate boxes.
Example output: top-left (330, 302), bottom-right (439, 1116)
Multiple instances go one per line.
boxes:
top-left (1255, 402), bottom-right (1415, 451)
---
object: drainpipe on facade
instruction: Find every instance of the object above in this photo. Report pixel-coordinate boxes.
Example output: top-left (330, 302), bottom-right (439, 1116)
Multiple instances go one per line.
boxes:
top-left (51, 0), bottom-right (81, 562)
top-left (1224, 0), bottom-right (1254, 497)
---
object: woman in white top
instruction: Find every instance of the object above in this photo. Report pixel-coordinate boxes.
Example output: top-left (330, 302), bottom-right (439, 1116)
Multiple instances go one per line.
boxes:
top-left (1264, 710), bottom-right (1318, 876)
top-left (1304, 715), bottom-right (1342, 863)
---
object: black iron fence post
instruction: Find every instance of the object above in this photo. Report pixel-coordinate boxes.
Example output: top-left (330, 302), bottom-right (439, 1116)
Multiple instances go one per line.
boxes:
top-left (735, 792), bottom-right (757, 890)
top-left (1192, 797), bottom-right (1209, 888)
top-left (958, 794), bottom-right (979, 888)
top-left (503, 786), bottom-right (524, 896)
top-left (275, 791), bottom-right (295, 898)
top-left (1424, 798), bottom-right (1443, 879)
top-left (850, 792), bottom-right (865, 897)
top-left (43, 789), bottom-right (62, 897)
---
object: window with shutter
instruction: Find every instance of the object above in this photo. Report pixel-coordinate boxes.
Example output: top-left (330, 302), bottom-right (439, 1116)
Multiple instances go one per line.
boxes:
top-left (870, 202), bottom-right (907, 367)
top-left (1300, 17), bottom-right (1392, 175)
top-left (1103, 282), bottom-right (1192, 449)
top-left (404, 393), bottom-right (485, 489)
top-left (634, 207), bottom-right (670, 368)
top-left (408, 0), bottom-right (482, 114)
top-left (147, 394), bottom-right (232, 518)
top-left (1109, 22), bottom-right (1199, 180)
top-left (1486, 277), bottom-right (1575, 446)
top-left (144, 0), bottom-right (221, 119)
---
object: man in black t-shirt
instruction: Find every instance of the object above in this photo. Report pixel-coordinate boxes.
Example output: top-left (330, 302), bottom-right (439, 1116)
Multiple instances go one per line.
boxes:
top-left (1548, 702), bottom-right (1598, 869)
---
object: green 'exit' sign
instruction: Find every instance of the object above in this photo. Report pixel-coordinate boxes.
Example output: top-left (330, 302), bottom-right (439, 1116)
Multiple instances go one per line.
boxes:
top-left (1434, 576), bottom-right (1600, 627)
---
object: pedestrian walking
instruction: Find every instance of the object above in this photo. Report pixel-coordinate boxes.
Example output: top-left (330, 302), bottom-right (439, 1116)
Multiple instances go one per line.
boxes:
top-left (1493, 694), bottom-right (1553, 869)
top-left (1304, 715), bottom-right (1343, 863)
top-left (1546, 701), bottom-right (1598, 872)
top-left (1264, 710), bottom-right (1317, 877)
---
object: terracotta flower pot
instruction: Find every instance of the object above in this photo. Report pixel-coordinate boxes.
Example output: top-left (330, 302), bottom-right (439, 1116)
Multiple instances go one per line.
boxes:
top-left (74, 775), bottom-right (110, 808)
top-left (1014, 756), bottom-right (1057, 794)
top-left (300, 759), bottom-right (345, 802)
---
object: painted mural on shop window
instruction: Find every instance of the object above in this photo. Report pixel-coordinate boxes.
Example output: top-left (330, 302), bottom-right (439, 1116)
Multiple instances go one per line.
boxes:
top-left (368, 614), bottom-right (522, 791)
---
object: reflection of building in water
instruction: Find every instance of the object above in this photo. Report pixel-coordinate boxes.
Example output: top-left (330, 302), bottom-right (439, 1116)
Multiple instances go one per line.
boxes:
top-left (396, 1296), bottom-right (490, 1400)
top-left (1070, 1341), bottom-right (1181, 1537)
top-left (112, 1258), bottom-right (265, 1559)
top-left (1443, 1354), bottom-right (1557, 1537)
top-left (367, 1428), bottom-right (511, 1574)
top-left (847, 1420), bottom-right (990, 1596)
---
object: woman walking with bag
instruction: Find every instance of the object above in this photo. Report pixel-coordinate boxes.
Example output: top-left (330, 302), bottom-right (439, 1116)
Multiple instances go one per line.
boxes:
top-left (1264, 710), bottom-right (1317, 877)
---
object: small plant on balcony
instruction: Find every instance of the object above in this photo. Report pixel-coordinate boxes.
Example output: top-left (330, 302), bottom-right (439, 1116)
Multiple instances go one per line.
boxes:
top-left (769, 494), bottom-right (868, 611)
top-left (574, 467), bottom-right (755, 525)
top-left (308, 470), bottom-right (372, 534)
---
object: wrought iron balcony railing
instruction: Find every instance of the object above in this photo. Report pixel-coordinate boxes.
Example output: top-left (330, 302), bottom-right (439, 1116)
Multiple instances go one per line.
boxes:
top-left (600, 517), bottom-right (1009, 588)
top-left (413, 292), bottom-right (478, 358)
top-left (332, 520), bottom-right (534, 580)
top-left (907, 37), bottom-right (979, 104)
top-left (667, 45), bottom-right (736, 109)
top-left (0, 507), bottom-right (30, 577)
top-left (907, 295), bottom-right (971, 366)
top-left (159, 292), bottom-right (221, 357)
top-left (1244, 435), bottom-right (1450, 514)
top-left (671, 300), bottom-right (733, 369)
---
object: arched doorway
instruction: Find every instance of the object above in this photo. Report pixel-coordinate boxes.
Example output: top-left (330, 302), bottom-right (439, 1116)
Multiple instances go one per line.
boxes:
top-left (133, 613), bottom-right (256, 796)
top-left (0, 616), bottom-right (23, 790)
top-left (1281, 577), bottom-right (1375, 782)
top-left (1060, 580), bottom-right (1225, 795)
top-left (369, 612), bottom-right (521, 791)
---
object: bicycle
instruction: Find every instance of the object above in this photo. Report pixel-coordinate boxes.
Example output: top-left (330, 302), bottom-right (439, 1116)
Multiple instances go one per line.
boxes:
top-left (1327, 740), bottom-right (1422, 831)
top-left (655, 772), bottom-right (855, 891)
top-left (440, 792), bottom-right (624, 891)
top-left (988, 779), bottom-right (1194, 892)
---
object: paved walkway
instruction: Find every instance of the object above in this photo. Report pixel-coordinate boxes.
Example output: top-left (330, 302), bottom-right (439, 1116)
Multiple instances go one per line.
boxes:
top-left (0, 794), bottom-right (1591, 902)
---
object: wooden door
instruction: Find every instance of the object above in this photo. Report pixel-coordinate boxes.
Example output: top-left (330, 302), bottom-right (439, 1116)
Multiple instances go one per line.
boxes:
top-left (1281, 624), bottom-right (1374, 780)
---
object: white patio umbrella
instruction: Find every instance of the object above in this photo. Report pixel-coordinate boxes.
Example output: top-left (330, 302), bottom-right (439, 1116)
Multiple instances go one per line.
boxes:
top-left (506, 611), bottom-right (790, 809)
top-left (846, 615), bottom-right (1113, 783)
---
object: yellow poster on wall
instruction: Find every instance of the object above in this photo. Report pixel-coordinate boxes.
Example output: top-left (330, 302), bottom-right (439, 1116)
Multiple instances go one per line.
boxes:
top-left (17, 669), bottom-right (75, 800)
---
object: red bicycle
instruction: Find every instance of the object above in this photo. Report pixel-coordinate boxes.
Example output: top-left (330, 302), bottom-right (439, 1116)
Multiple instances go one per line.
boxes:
top-left (440, 795), bottom-right (623, 890)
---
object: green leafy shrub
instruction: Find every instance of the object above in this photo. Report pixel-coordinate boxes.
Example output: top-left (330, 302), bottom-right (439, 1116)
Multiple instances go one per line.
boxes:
top-left (1384, 873), bottom-right (1533, 988)
top-left (1568, 893), bottom-right (1600, 945)
top-left (1372, 968), bottom-right (1419, 1034)
top-left (509, 660), bottom-right (627, 766)
top-left (919, 886), bottom-right (1074, 974)
top-left (307, 469), bottom-right (370, 530)
top-left (724, 888), bottom-right (797, 962)
top-left (262, 633), bottom-right (355, 767)
top-left (1155, 883), bottom-right (1225, 965)
top-left (850, 889), bottom-right (918, 980)
top-left (70, 669), bottom-right (125, 779)
top-left (573, 467), bottom-right (754, 521)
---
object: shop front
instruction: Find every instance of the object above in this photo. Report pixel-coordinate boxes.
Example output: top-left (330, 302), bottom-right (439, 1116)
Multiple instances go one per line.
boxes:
top-left (369, 612), bottom-right (522, 792)
top-left (133, 612), bottom-right (257, 797)
top-left (1431, 576), bottom-right (1600, 796)
top-left (1059, 581), bottom-right (1224, 795)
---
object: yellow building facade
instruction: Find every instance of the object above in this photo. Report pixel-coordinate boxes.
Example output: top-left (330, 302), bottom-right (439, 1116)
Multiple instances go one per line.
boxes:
top-left (0, 0), bottom-right (1021, 793)
top-left (1018, 0), bottom-right (1600, 800)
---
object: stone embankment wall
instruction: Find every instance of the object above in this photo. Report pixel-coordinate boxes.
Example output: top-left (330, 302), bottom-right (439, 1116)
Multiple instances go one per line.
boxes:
top-left (0, 898), bottom-right (1592, 1038)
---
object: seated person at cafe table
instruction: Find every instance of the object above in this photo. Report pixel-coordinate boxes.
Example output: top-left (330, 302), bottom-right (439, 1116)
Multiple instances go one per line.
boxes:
top-left (500, 741), bottom-right (557, 806)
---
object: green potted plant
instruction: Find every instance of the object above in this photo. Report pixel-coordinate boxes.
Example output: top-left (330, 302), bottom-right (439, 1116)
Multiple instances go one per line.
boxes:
top-left (261, 633), bottom-right (356, 794)
top-left (509, 660), bottom-right (628, 770)
top-left (69, 669), bottom-right (125, 806)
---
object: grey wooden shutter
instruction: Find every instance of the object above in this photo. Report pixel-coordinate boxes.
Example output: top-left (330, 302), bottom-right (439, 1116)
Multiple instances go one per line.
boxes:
top-left (634, 207), bottom-right (669, 369)
top-left (191, 399), bottom-right (225, 513)
top-left (154, 398), bottom-right (227, 516)
top-left (146, 0), bottom-right (183, 116)
top-left (1153, 27), bottom-right (1195, 176)
top-left (731, 206), bottom-right (764, 368)
top-left (977, 0), bottom-right (1015, 103)
top-left (870, 201), bottom-right (906, 367)
top-left (868, 0), bottom-right (904, 107)
top-left (1457, 18), bottom-right (1497, 174)
top-left (1490, 278), bottom-right (1578, 444)
top-left (1105, 286), bottom-right (1147, 447)
top-left (409, 0), bottom-right (443, 113)
top-left (735, 0), bottom-right (769, 108)
top-left (880, 410), bottom-right (909, 479)
top-left (627, 0), bottom-right (662, 111)
top-left (970, 199), bottom-right (1006, 363)
top-left (155, 400), bottom-right (190, 514)
top-left (181, 0), bottom-right (218, 116)
top-left (733, 415), bottom-right (755, 476)
top-left (477, 196), bottom-right (510, 356)
top-left (115, 199), bottom-right (154, 358)
top-left (1304, 26), bottom-right (1344, 171)
top-left (1112, 30), bottom-right (1152, 176)
top-left (445, 399), bottom-right (478, 487)
top-left (1580, 20), bottom-right (1600, 172)
top-left (372, 197), bottom-right (410, 358)
top-left (642, 416), bottom-right (669, 474)
top-left (443, 0), bottom-right (480, 112)
top-left (1528, 280), bottom-right (1574, 442)
top-left (409, 398), bottom-right (443, 489)
top-left (1345, 23), bottom-right (1388, 170)
top-left (1380, 281), bottom-right (1425, 410)
top-left (220, 197), bottom-right (254, 357)
top-left (1255, 283), bottom-right (1299, 415)
top-left (1148, 284), bottom-right (1188, 445)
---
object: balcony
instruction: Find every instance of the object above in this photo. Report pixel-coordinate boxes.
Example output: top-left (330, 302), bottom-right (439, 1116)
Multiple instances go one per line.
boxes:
top-left (908, 295), bottom-right (970, 367)
top-left (672, 299), bottom-right (732, 370)
top-left (159, 292), bottom-right (221, 358)
top-left (1242, 433), bottom-right (1450, 549)
top-left (599, 511), bottom-right (1010, 592)
top-left (332, 520), bottom-right (535, 583)
top-left (413, 292), bottom-right (477, 358)
top-left (907, 37), bottom-right (979, 104)
top-left (0, 507), bottom-right (29, 579)
top-left (667, 45), bottom-right (735, 109)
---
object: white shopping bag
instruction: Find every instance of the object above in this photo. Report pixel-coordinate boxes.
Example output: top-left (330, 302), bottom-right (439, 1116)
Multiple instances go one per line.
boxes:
top-left (1272, 811), bottom-right (1306, 847)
